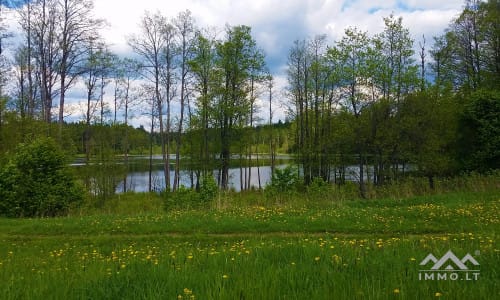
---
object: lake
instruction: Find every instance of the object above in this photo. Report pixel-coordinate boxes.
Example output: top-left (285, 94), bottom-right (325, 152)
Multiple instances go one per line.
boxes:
top-left (116, 165), bottom-right (277, 193)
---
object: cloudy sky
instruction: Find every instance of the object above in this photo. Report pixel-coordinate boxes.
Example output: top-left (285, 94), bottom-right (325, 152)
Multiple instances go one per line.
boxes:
top-left (4, 0), bottom-right (466, 125)
top-left (93, 0), bottom-right (464, 70)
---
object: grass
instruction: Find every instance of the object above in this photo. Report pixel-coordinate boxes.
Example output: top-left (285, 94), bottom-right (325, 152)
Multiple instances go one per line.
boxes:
top-left (0, 189), bottom-right (498, 299)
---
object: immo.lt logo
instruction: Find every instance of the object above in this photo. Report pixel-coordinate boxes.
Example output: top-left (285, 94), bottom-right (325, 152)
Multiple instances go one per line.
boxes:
top-left (419, 250), bottom-right (480, 281)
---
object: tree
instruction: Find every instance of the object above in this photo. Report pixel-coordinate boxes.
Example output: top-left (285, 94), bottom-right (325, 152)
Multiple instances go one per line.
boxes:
top-left (398, 88), bottom-right (459, 188)
top-left (112, 57), bottom-right (141, 192)
top-left (57, 0), bottom-right (103, 131)
top-left (0, 1), bottom-right (10, 143)
top-left (287, 39), bottom-right (310, 182)
top-left (81, 39), bottom-right (110, 162)
top-left (333, 27), bottom-right (374, 197)
top-left (188, 30), bottom-right (217, 179)
top-left (460, 89), bottom-right (500, 171)
top-left (213, 25), bottom-right (265, 189)
top-left (431, 0), bottom-right (499, 92)
top-left (27, 0), bottom-right (61, 123)
top-left (17, 1), bottom-right (38, 118)
top-left (128, 11), bottom-right (171, 191)
top-left (173, 10), bottom-right (195, 191)
top-left (374, 14), bottom-right (418, 103)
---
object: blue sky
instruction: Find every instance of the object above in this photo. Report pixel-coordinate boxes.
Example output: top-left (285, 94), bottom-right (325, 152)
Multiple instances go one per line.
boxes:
top-left (2, 0), bottom-right (466, 125)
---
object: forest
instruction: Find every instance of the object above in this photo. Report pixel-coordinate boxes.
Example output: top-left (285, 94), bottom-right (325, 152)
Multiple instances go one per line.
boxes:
top-left (0, 0), bottom-right (498, 215)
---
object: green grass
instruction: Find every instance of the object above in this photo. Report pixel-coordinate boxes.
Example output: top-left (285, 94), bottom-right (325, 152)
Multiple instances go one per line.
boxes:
top-left (0, 190), bottom-right (498, 299)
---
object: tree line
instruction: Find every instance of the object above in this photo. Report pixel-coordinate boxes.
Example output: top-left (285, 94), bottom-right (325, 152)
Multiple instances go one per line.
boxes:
top-left (0, 0), bottom-right (498, 200)
top-left (287, 0), bottom-right (499, 197)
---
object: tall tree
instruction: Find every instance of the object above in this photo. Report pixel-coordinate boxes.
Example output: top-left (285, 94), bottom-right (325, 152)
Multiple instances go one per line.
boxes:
top-left (374, 14), bottom-right (418, 103)
top-left (332, 27), bottom-right (373, 197)
top-left (128, 11), bottom-right (171, 191)
top-left (188, 30), bottom-right (217, 179)
top-left (287, 39), bottom-right (310, 182)
top-left (28, 0), bottom-right (60, 123)
top-left (214, 25), bottom-right (265, 189)
top-left (173, 10), bottom-right (194, 191)
top-left (0, 1), bottom-right (10, 139)
top-left (57, 0), bottom-right (103, 130)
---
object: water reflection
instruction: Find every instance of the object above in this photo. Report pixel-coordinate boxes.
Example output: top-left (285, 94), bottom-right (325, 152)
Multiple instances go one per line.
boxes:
top-left (116, 166), bottom-right (276, 193)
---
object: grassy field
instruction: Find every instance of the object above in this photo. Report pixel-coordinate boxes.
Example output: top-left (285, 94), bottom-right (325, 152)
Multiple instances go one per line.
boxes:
top-left (0, 190), bottom-right (498, 299)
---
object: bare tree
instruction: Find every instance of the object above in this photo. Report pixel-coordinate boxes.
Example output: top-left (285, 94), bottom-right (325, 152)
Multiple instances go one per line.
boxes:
top-left (128, 11), bottom-right (171, 191)
top-left (27, 0), bottom-right (60, 123)
top-left (57, 0), bottom-right (103, 130)
top-left (173, 10), bottom-right (195, 191)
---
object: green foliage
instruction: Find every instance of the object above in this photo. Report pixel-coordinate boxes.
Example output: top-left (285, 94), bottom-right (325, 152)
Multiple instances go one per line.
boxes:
top-left (265, 166), bottom-right (301, 201)
top-left (306, 177), bottom-right (332, 200)
top-left (0, 137), bottom-right (84, 217)
top-left (460, 89), bottom-right (500, 171)
top-left (199, 175), bottom-right (218, 203)
top-left (164, 175), bottom-right (219, 210)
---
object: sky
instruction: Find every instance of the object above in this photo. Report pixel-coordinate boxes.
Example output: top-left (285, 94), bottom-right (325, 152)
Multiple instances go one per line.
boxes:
top-left (3, 0), bottom-right (466, 126)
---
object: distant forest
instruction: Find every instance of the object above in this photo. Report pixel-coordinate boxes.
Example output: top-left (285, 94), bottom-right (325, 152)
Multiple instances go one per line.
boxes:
top-left (0, 0), bottom-right (498, 198)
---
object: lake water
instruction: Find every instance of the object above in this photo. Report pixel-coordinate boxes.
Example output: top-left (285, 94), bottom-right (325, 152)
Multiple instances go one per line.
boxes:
top-left (116, 165), bottom-right (276, 193)
top-left (75, 155), bottom-right (402, 193)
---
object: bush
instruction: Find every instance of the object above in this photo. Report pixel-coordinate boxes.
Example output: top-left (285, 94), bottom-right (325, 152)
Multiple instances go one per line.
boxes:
top-left (0, 137), bottom-right (84, 217)
top-left (164, 175), bottom-right (219, 210)
top-left (199, 175), bottom-right (218, 203)
top-left (265, 166), bottom-right (301, 202)
top-left (307, 177), bottom-right (332, 200)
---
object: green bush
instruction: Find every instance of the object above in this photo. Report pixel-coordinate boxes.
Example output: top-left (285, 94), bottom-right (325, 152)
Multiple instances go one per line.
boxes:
top-left (307, 177), bottom-right (332, 200)
top-left (199, 175), bottom-right (218, 203)
top-left (265, 166), bottom-right (301, 202)
top-left (164, 175), bottom-right (219, 210)
top-left (0, 137), bottom-right (84, 217)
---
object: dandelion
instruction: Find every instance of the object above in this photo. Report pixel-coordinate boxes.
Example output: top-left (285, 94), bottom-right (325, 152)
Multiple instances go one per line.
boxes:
top-left (410, 257), bottom-right (416, 261)
top-left (435, 292), bottom-right (442, 297)
top-left (183, 288), bottom-right (193, 295)
top-left (314, 256), bottom-right (320, 261)
top-left (222, 274), bottom-right (229, 279)
top-left (393, 289), bottom-right (400, 294)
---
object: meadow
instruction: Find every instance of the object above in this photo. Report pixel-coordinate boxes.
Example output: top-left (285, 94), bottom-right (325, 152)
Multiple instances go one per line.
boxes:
top-left (0, 188), bottom-right (498, 299)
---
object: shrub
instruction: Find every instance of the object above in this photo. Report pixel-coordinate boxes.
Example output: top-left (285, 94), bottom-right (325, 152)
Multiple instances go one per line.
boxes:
top-left (0, 137), bottom-right (84, 217)
top-left (164, 175), bottom-right (219, 211)
top-left (199, 175), bottom-right (218, 203)
top-left (265, 166), bottom-right (301, 202)
top-left (307, 177), bottom-right (332, 200)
